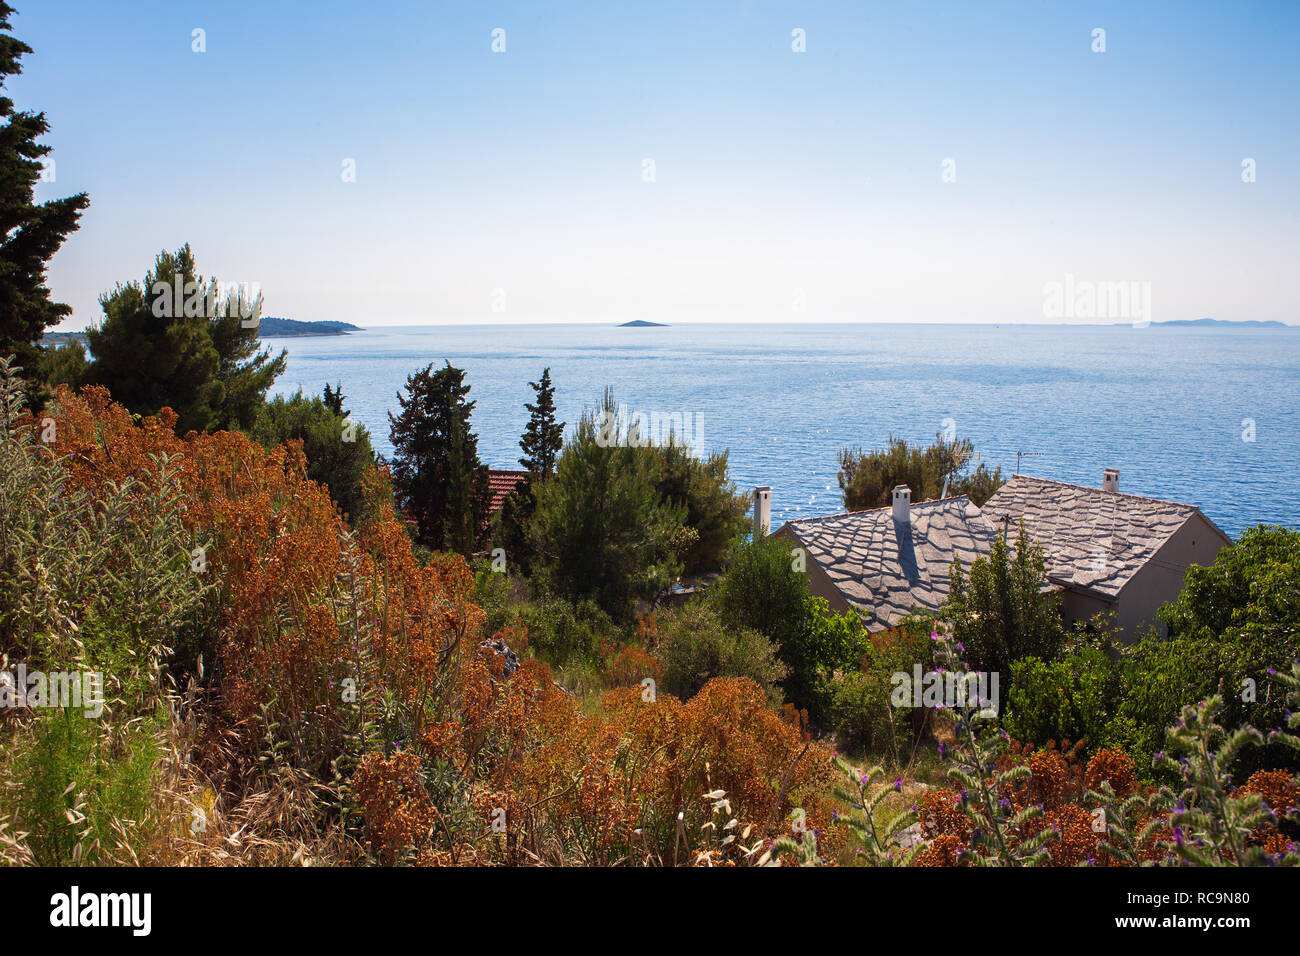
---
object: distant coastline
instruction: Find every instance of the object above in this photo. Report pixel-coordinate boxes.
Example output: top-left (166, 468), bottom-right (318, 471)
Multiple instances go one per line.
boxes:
top-left (618, 320), bottom-right (668, 327)
top-left (42, 317), bottom-right (363, 347)
top-left (1114, 318), bottom-right (1293, 329)
top-left (257, 317), bottom-right (362, 337)
top-left (42, 330), bottom-right (88, 346)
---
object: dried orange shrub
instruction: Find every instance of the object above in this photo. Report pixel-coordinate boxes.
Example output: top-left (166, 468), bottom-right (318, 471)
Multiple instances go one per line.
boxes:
top-left (1084, 747), bottom-right (1138, 798)
top-left (352, 751), bottom-right (438, 864)
top-left (1042, 804), bottom-right (1101, 866)
top-left (1238, 769), bottom-right (1300, 818)
top-left (1027, 749), bottom-right (1070, 811)
top-left (998, 738), bottom-right (1087, 806)
top-left (44, 385), bottom-right (482, 772)
top-left (454, 674), bottom-right (837, 864)
top-left (47, 384), bottom-right (186, 493)
top-left (634, 612), bottom-right (661, 650)
top-left (916, 788), bottom-right (974, 845)
top-left (1237, 769), bottom-right (1300, 847)
top-left (1078, 749), bottom-right (1173, 865)
top-left (603, 678), bottom-right (837, 854)
top-left (458, 657), bottom-right (639, 864)
top-left (915, 832), bottom-right (967, 867)
top-left (355, 503), bottom-right (485, 733)
top-left (1262, 832), bottom-right (1295, 856)
top-left (916, 743), bottom-right (1133, 866)
top-left (605, 644), bottom-right (662, 687)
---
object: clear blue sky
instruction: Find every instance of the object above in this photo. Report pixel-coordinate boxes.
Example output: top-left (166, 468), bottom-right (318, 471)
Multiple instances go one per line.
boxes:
top-left (17, 0), bottom-right (1300, 327)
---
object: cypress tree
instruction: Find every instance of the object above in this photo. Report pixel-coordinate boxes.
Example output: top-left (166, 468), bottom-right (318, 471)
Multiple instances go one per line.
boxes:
top-left (497, 368), bottom-right (567, 573)
top-left (387, 362), bottom-right (490, 554)
top-left (518, 367), bottom-right (564, 476)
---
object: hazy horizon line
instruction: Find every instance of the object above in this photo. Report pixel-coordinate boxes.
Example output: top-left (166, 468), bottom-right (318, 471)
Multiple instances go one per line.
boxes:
top-left (51, 316), bottom-right (1298, 333)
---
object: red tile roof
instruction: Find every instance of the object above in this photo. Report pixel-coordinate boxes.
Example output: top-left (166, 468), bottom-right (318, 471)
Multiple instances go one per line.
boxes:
top-left (487, 469), bottom-right (529, 514)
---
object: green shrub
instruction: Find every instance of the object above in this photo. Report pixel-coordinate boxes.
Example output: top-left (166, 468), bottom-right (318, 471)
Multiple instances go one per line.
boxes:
top-left (650, 442), bottom-right (749, 575)
top-left (656, 602), bottom-right (787, 705)
top-left (1, 359), bottom-right (211, 696)
top-left (39, 340), bottom-right (87, 390)
top-left (712, 534), bottom-right (866, 721)
top-left (1000, 647), bottom-right (1119, 751)
top-left (1109, 633), bottom-right (1220, 775)
top-left (838, 433), bottom-right (1003, 510)
top-left (11, 706), bottom-right (163, 866)
top-left (254, 388), bottom-right (376, 524)
top-left (944, 520), bottom-right (1065, 699)
top-left (516, 596), bottom-right (620, 668)
top-left (1155, 525), bottom-right (1300, 771)
top-left (831, 627), bottom-right (933, 759)
top-left (528, 392), bottom-right (697, 618)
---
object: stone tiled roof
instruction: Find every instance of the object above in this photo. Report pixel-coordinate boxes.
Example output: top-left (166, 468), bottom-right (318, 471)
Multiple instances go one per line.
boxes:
top-left (779, 497), bottom-right (998, 632)
top-left (981, 475), bottom-right (1223, 598)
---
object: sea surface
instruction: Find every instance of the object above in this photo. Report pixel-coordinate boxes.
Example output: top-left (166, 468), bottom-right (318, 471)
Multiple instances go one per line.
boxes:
top-left (266, 323), bottom-right (1300, 538)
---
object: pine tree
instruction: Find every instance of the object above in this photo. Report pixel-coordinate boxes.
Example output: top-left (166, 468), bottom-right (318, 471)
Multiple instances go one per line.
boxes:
top-left (0, 2), bottom-right (89, 398)
top-left (207, 280), bottom-right (287, 431)
top-left (518, 367), bottom-right (564, 476)
top-left (322, 382), bottom-right (345, 415)
top-left (527, 390), bottom-right (693, 616)
top-left (85, 245), bottom-right (286, 434)
top-left (387, 362), bottom-right (490, 554)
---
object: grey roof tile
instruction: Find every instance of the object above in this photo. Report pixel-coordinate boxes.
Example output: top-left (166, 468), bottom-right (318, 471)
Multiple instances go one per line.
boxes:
top-left (982, 475), bottom-right (1204, 599)
top-left (779, 497), bottom-right (998, 632)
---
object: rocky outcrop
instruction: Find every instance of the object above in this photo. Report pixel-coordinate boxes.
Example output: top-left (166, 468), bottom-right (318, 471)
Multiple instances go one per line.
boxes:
top-left (477, 636), bottom-right (520, 679)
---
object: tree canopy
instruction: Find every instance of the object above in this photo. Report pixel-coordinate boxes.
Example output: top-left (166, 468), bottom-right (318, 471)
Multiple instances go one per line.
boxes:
top-left (496, 368), bottom-right (567, 575)
top-left (85, 245), bottom-right (286, 434)
top-left (254, 385), bottom-right (377, 524)
top-left (839, 433), bottom-right (1003, 511)
top-left (518, 367), bottom-right (564, 476)
top-left (527, 390), bottom-right (692, 617)
top-left (943, 520), bottom-right (1065, 710)
top-left (387, 361), bottom-right (491, 555)
top-left (526, 389), bottom-right (749, 616)
top-left (0, 1), bottom-right (89, 400)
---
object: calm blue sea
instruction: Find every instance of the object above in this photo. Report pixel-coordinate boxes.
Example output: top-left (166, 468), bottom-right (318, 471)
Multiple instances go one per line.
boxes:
top-left (266, 323), bottom-right (1300, 538)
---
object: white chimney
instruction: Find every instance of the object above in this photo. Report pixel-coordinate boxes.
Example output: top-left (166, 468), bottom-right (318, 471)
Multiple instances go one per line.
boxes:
top-left (753, 486), bottom-right (771, 539)
top-left (892, 485), bottom-right (911, 524)
top-left (1102, 468), bottom-right (1119, 493)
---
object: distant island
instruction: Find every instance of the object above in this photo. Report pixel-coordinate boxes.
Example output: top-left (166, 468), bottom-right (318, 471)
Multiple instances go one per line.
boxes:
top-left (257, 317), bottom-right (362, 336)
top-left (618, 320), bottom-right (667, 327)
top-left (1122, 318), bottom-right (1292, 329)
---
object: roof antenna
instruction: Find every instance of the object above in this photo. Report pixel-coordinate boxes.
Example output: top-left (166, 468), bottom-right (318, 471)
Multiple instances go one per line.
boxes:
top-left (1016, 450), bottom-right (1045, 476)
